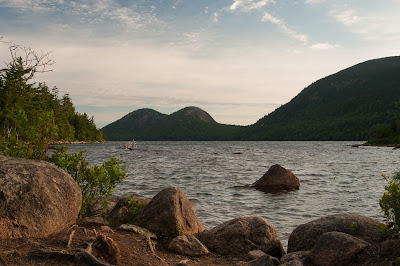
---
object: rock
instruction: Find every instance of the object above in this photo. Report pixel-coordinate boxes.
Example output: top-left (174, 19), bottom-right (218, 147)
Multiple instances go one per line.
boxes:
top-left (287, 213), bottom-right (384, 253)
top-left (310, 231), bottom-right (368, 266)
top-left (0, 156), bottom-right (81, 239)
top-left (380, 239), bottom-right (400, 256)
top-left (248, 255), bottom-right (279, 266)
top-left (199, 216), bottom-right (285, 259)
top-left (92, 233), bottom-right (120, 265)
top-left (252, 164), bottom-right (300, 191)
top-left (175, 263), bottom-right (191, 266)
top-left (168, 235), bottom-right (209, 256)
top-left (281, 260), bottom-right (303, 266)
top-left (107, 206), bottom-right (130, 224)
top-left (247, 250), bottom-right (267, 261)
top-left (281, 251), bottom-right (310, 265)
top-left (133, 187), bottom-right (204, 238)
top-left (80, 216), bottom-right (109, 226)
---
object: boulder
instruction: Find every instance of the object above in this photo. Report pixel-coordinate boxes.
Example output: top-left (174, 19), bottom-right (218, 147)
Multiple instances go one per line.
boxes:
top-left (281, 251), bottom-right (310, 265)
top-left (287, 213), bottom-right (384, 253)
top-left (168, 234), bottom-right (209, 256)
top-left (252, 164), bottom-right (300, 191)
top-left (199, 216), bottom-right (285, 259)
top-left (310, 231), bottom-right (368, 265)
top-left (0, 156), bottom-right (81, 239)
top-left (247, 250), bottom-right (267, 261)
top-left (133, 187), bottom-right (204, 238)
top-left (379, 239), bottom-right (400, 256)
top-left (248, 255), bottom-right (279, 266)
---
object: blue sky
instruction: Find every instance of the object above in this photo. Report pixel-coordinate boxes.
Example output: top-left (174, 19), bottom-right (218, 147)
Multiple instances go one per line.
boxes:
top-left (1, 0), bottom-right (400, 127)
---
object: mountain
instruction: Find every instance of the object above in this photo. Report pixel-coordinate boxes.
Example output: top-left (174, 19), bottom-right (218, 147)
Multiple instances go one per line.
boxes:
top-left (102, 106), bottom-right (243, 140)
top-left (103, 56), bottom-right (400, 141)
top-left (247, 56), bottom-right (400, 140)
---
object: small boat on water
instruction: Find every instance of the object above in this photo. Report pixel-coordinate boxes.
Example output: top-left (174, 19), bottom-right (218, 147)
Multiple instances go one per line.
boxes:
top-left (122, 139), bottom-right (137, 150)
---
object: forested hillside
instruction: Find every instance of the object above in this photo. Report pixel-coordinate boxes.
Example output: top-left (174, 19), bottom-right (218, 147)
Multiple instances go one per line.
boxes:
top-left (0, 43), bottom-right (104, 158)
top-left (247, 56), bottom-right (400, 140)
top-left (102, 106), bottom-right (244, 140)
top-left (103, 56), bottom-right (400, 141)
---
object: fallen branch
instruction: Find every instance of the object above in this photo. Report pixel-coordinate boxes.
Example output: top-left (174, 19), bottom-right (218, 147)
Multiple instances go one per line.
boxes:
top-left (29, 249), bottom-right (112, 266)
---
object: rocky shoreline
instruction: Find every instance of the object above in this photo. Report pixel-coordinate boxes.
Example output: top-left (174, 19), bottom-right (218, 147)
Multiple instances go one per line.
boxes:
top-left (0, 155), bottom-right (399, 265)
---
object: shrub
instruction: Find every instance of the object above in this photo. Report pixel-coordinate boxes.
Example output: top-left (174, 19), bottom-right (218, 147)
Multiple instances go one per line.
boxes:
top-left (380, 171), bottom-right (400, 236)
top-left (48, 145), bottom-right (127, 217)
top-left (126, 194), bottom-right (145, 222)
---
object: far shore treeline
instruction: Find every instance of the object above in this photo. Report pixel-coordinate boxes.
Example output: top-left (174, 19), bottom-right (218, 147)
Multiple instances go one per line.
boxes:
top-left (102, 56), bottom-right (400, 144)
top-left (1, 39), bottom-right (399, 145)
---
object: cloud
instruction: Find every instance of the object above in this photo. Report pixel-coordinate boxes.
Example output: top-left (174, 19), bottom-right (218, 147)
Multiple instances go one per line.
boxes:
top-left (212, 12), bottom-right (219, 23)
top-left (329, 8), bottom-right (361, 27)
top-left (310, 42), bottom-right (340, 50)
top-left (229, 0), bottom-right (275, 12)
top-left (305, 0), bottom-right (325, 4)
top-left (262, 12), bottom-right (308, 43)
top-left (329, 7), bottom-right (400, 41)
top-left (0, 0), bottom-right (162, 32)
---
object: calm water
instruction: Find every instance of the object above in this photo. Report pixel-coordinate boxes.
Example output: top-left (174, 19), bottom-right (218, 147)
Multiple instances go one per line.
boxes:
top-left (65, 141), bottom-right (399, 248)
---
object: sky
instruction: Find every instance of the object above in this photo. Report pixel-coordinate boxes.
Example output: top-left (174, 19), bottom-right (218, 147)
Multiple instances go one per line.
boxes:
top-left (1, 0), bottom-right (400, 128)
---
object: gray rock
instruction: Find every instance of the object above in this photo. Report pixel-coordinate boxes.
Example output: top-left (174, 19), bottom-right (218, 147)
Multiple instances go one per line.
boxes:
top-left (252, 164), bottom-right (300, 192)
top-left (379, 239), bottom-right (400, 256)
top-left (168, 235), bottom-right (209, 256)
top-left (310, 231), bottom-right (368, 266)
top-left (248, 255), bottom-right (278, 266)
top-left (133, 187), bottom-right (204, 238)
top-left (281, 251), bottom-right (310, 264)
top-left (247, 250), bottom-right (267, 261)
top-left (287, 213), bottom-right (384, 253)
top-left (0, 156), bottom-right (81, 239)
top-left (199, 216), bottom-right (285, 259)
top-left (107, 206), bottom-right (130, 224)
top-left (281, 259), bottom-right (303, 266)
top-left (80, 216), bottom-right (109, 226)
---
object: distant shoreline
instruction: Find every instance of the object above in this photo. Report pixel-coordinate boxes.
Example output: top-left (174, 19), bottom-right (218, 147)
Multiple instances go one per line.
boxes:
top-left (49, 141), bottom-right (105, 145)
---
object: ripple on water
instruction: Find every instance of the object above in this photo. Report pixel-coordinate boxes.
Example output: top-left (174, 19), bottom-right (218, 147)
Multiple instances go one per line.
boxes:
top-left (66, 141), bottom-right (398, 249)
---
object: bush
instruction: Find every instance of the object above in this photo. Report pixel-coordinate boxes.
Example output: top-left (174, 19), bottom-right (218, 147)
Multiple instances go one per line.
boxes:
top-left (48, 146), bottom-right (127, 217)
top-left (380, 171), bottom-right (400, 236)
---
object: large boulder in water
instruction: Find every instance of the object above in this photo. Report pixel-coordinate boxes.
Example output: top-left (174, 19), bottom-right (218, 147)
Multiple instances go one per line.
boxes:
top-left (0, 155), bottom-right (82, 239)
top-left (133, 187), bottom-right (204, 238)
top-left (287, 213), bottom-right (384, 253)
top-left (252, 164), bottom-right (300, 192)
top-left (199, 216), bottom-right (285, 259)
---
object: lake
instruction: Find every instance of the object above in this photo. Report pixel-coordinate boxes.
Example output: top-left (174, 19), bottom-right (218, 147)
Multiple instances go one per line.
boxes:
top-left (65, 141), bottom-right (399, 248)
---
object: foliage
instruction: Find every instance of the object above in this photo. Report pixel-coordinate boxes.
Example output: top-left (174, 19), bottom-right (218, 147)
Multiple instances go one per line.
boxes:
top-left (126, 194), bottom-right (145, 222)
top-left (367, 102), bottom-right (400, 145)
top-left (48, 146), bottom-right (127, 217)
top-left (250, 56), bottom-right (400, 141)
top-left (0, 43), bottom-right (105, 156)
top-left (102, 107), bottom-right (245, 141)
top-left (379, 171), bottom-right (400, 236)
top-left (177, 225), bottom-right (185, 236)
top-left (0, 41), bottom-right (125, 219)
top-left (102, 56), bottom-right (400, 141)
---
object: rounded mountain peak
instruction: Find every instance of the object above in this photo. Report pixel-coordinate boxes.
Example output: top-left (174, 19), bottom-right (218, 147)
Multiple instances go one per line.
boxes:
top-left (173, 106), bottom-right (216, 123)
